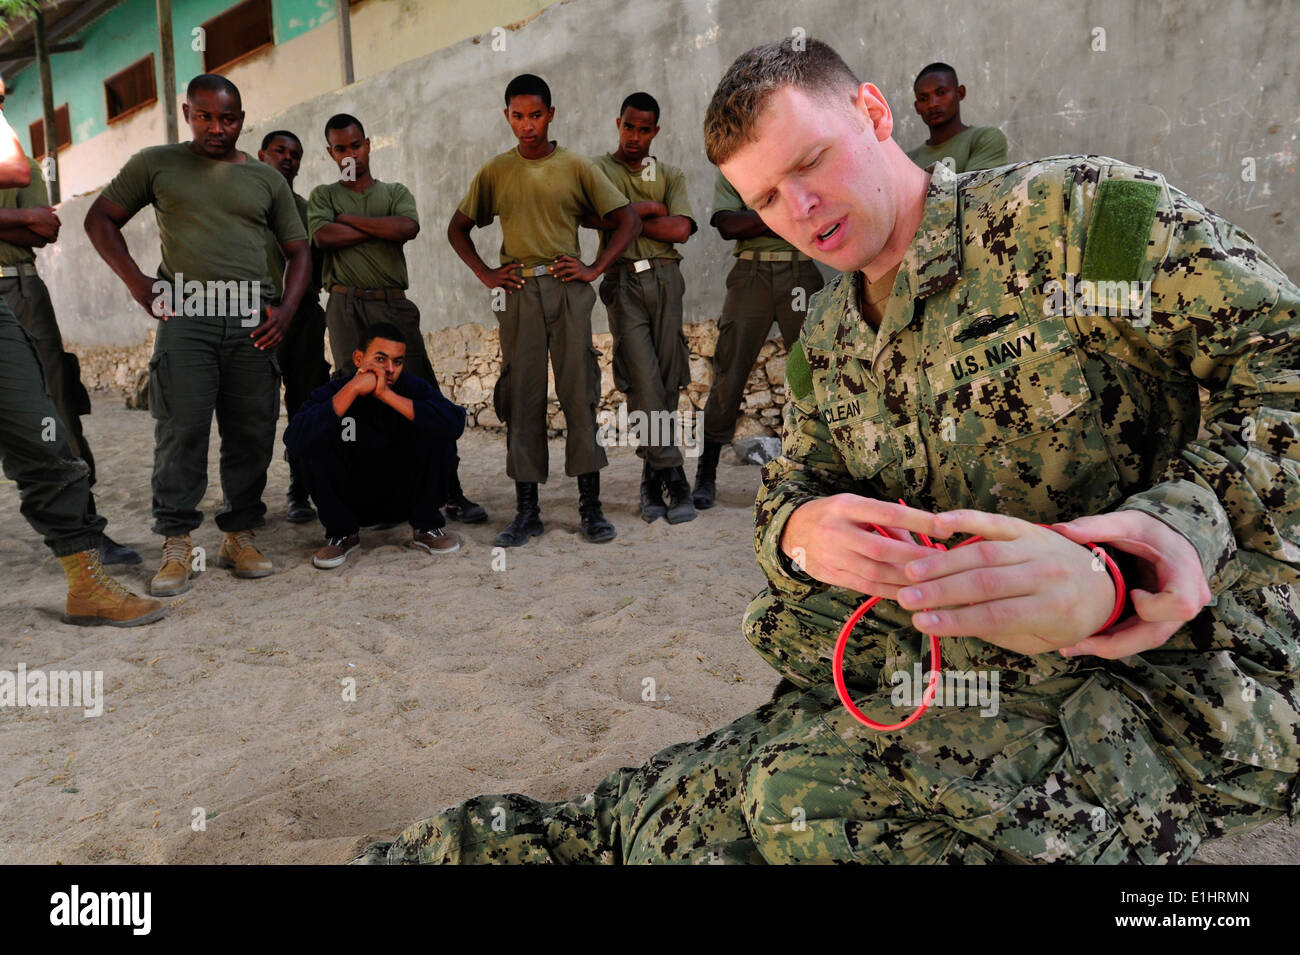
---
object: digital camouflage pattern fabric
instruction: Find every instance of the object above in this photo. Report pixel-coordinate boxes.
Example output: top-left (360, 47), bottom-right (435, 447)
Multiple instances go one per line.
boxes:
top-left (355, 156), bottom-right (1300, 864)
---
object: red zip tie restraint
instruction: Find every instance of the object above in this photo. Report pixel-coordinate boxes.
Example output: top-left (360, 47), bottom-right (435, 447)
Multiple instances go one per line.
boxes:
top-left (832, 515), bottom-right (1127, 732)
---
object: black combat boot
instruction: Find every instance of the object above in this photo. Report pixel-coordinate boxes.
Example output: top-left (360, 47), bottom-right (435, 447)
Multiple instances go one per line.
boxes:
top-left (639, 459), bottom-right (667, 523)
top-left (445, 466), bottom-right (488, 524)
top-left (577, 472), bottom-right (616, 543)
top-left (494, 481), bottom-right (543, 547)
top-left (692, 440), bottom-right (723, 510)
top-left (88, 493), bottom-right (141, 565)
top-left (285, 460), bottom-right (316, 524)
top-left (661, 466), bottom-right (697, 525)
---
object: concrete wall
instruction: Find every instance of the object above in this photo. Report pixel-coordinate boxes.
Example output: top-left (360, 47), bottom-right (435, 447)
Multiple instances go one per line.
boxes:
top-left (43, 0), bottom-right (1300, 347)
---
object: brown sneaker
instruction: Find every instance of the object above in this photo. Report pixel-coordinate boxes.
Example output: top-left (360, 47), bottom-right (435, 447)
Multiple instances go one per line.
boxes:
top-left (150, 533), bottom-right (194, 597)
top-left (313, 533), bottom-right (360, 569)
top-left (60, 549), bottom-right (168, 627)
top-left (218, 530), bottom-right (273, 578)
top-left (411, 528), bottom-right (461, 554)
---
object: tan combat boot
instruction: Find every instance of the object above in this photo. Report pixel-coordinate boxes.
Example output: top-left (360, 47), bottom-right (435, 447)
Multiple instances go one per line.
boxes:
top-left (151, 533), bottom-right (194, 596)
top-left (59, 549), bottom-right (168, 627)
top-left (218, 530), bottom-right (273, 578)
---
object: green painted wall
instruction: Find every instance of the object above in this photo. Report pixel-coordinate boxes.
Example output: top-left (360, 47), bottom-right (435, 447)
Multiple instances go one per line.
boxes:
top-left (4, 0), bottom-right (335, 151)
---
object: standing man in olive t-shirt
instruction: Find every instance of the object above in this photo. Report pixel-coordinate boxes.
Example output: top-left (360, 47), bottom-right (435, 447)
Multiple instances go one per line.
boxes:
top-left (448, 74), bottom-right (640, 547)
top-left (257, 129), bottom-right (331, 525)
top-left (587, 92), bottom-right (698, 525)
top-left (694, 171), bottom-right (825, 509)
top-left (309, 113), bottom-right (485, 527)
top-left (0, 83), bottom-right (140, 566)
top-left (85, 74), bottom-right (311, 597)
top-left (906, 62), bottom-right (1007, 173)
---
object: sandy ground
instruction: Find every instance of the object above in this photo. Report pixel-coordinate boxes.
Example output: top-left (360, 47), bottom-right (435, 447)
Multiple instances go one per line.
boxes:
top-left (0, 398), bottom-right (777, 864)
top-left (0, 398), bottom-right (1293, 864)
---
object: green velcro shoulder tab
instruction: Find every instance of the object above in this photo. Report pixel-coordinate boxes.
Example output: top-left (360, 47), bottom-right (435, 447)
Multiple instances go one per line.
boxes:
top-left (1080, 179), bottom-right (1161, 283)
top-left (786, 340), bottom-right (813, 401)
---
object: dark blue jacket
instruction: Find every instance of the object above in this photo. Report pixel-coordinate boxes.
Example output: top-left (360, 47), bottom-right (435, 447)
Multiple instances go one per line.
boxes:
top-left (284, 371), bottom-right (466, 457)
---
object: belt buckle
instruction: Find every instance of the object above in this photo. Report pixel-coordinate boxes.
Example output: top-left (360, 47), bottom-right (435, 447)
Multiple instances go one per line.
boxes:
top-left (631, 259), bottom-right (652, 274)
top-left (525, 264), bottom-right (548, 278)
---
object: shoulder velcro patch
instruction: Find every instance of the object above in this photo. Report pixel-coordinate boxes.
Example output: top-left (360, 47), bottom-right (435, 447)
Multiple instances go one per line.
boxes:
top-left (786, 340), bottom-right (813, 401)
top-left (1080, 179), bottom-right (1161, 282)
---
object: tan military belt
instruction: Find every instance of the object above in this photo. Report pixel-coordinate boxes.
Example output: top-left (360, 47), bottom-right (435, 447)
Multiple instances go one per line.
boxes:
top-left (329, 285), bottom-right (405, 300)
top-left (518, 262), bottom-right (554, 278)
top-left (0, 263), bottom-right (39, 278)
top-left (738, 250), bottom-right (810, 262)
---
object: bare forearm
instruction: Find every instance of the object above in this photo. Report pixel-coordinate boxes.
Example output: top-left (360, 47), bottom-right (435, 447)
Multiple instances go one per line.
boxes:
top-left (0, 208), bottom-right (35, 229)
top-left (379, 390), bottom-right (414, 420)
top-left (337, 214), bottom-right (418, 242)
top-left (85, 211), bottom-right (148, 285)
top-left (713, 209), bottom-right (774, 241)
top-left (640, 215), bottom-right (692, 244)
top-left (313, 222), bottom-right (370, 250)
top-left (279, 245), bottom-right (310, 315)
top-left (587, 201), bottom-right (666, 231)
top-left (0, 226), bottom-right (46, 247)
top-left (447, 222), bottom-right (492, 280)
top-left (588, 206), bottom-right (641, 274)
top-left (331, 382), bottom-right (360, 417)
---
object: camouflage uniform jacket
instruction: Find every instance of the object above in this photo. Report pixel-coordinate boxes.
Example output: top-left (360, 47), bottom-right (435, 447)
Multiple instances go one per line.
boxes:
top-left (754, 156), bottom-right (1300, 786)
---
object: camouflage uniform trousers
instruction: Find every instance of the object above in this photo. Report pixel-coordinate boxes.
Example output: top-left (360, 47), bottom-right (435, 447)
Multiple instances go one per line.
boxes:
top-left (354, 582), bottom-right (1298, 864)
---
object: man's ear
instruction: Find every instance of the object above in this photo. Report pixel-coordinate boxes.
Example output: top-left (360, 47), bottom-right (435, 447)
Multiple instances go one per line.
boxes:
top-left (856, 83), bottom-right (894, 142)
top-left (257, 150), bottom-right (267, 163)
top-left (181, 102), bottom-right (191, 122)
top-left (956, 85), bottom-right (966, 103)
top-left (352, 349), bottom-right (366, 369)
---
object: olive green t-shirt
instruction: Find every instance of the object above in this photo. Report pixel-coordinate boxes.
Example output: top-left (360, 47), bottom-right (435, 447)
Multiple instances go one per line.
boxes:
top-left (711, 171), bottom-right (796, 256)
top-left (906, 125), bottom-right (1008, 173)
top-left (0, 158), bottom-right (47, 267)
top-left (458, 144), bottom-right (628, 268)
top-left (100, 143), bottom-right (305, 289)
top-left (590, 153), bottom-right (695, 263)
top-left (307, 180), bottom-right (418, 290)
top-left (263, 192), bottom-right (323, 300)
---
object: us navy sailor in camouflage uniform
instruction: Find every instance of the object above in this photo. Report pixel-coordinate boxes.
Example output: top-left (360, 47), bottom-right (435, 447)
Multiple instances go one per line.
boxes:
top-left (353, 38), bottom-right (1298, 864)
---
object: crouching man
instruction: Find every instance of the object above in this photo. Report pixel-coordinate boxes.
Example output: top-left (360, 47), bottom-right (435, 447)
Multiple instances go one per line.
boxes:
top-left (284, 322), bottom-right (467, 568)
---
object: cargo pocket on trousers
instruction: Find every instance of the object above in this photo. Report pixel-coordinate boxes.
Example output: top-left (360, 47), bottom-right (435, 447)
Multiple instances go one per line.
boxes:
top-left (494, 363), bottom-right (512, 424)
top-left (147, 352), bottom-right (170, 421)
top-left (1059, 674), bottom-right (1207, 864)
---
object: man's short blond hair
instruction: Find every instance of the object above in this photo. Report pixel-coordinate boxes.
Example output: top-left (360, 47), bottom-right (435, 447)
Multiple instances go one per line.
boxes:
top-left (703, 37), bottom-right (861, 167)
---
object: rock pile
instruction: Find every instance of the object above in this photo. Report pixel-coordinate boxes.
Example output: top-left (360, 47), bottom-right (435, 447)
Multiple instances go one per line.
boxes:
top-left (71, 321), bottom-right (793, 439)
